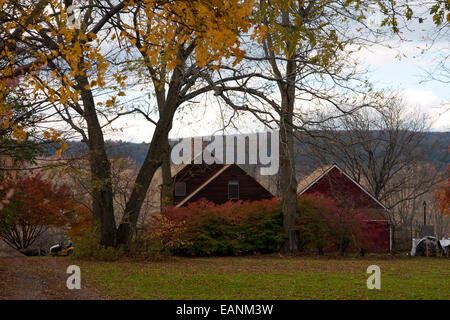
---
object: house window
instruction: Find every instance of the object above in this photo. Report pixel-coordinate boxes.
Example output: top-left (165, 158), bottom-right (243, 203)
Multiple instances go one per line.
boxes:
top-left (174, 182), bottom-right (186, 196)
top-left (228, 181), bottom-right (239, 200)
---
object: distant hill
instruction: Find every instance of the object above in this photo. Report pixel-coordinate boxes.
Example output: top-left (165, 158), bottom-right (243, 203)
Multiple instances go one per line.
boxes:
top-left (45, 131), bottom-right (449, 171)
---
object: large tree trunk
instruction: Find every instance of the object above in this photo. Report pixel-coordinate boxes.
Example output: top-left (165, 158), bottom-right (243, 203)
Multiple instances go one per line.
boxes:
top-left (279, 102), bottom-right (299, 252)
top-left (116, 106), bottom-right (176, 246)
top-left (116, 59), bottom-right (185, 247)
top-left (160, 140), bottom-right (174, 208)
top-left (279, 31), bottom-right (298, 251)
top-left (77, 75), bottom-right (116, 247)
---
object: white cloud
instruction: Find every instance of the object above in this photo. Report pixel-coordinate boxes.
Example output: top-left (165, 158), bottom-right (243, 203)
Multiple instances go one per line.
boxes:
top-left (105, 114), bottom-right (155, 143)
top-left (400, 89), bottom-right (449, 131)
top-left (109, 87), bottom-right (448, 144)
top-left (351, 42), bottom-right (436, 69)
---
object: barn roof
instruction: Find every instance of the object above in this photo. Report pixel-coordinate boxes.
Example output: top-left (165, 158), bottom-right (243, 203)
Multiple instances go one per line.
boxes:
top-left (297, 163), bottom-right (389, 212)
top-left (297, 164), bottom-right (333, 194)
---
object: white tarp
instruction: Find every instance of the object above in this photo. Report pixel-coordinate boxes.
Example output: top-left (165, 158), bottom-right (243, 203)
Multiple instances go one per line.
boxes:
top-left (411, 237), bottom-right (450, 256)
top-left (440, 239), bottom-right (450, 254)
top-left (410, 238), bottom-right (421, 256)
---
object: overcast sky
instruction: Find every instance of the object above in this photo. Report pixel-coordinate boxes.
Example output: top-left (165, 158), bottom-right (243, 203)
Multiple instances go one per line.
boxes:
top-left (101, 12), bottom-right (449, 143)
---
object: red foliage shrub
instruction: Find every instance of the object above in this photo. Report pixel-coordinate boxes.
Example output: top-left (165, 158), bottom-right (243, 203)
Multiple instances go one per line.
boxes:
top-left (148, 193), bottom-right (386, 256)
top-left (148, 198), bottom-right (284, 256)
top-left (296, 193), bottom-right (384, 255)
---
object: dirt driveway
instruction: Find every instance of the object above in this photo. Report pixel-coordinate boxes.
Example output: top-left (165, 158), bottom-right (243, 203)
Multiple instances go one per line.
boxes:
top-left (0, 256), bottom-right (109, 300)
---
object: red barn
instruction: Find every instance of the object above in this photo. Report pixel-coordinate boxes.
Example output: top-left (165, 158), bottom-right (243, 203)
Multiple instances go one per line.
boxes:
top-left (172, 163), bottom-right (274, 207)
top-left (297, 164), bottom-right (391, 252)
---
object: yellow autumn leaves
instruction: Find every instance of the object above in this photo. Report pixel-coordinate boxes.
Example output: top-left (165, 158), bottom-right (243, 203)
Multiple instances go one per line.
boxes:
top-left (0, 0), bottom-right (261, 156)
top-left (43, 129), bottom-right (68, 157)
top-left (1, 0), bottom-right (258, 108)
top-left (120, 0), bottom-right (255, 69)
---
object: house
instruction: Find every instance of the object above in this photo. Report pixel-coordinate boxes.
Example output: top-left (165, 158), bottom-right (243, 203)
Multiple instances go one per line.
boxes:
top-left (297, 163), bottom-right (392, 252)
top-left (171, 163), bottom-right (275, 207)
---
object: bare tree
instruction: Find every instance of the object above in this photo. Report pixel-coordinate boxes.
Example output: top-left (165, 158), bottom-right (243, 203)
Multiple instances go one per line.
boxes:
top-left (205, 0), bottom-right (402, 252)
top-left (301, 96), bottom-right (446, 226)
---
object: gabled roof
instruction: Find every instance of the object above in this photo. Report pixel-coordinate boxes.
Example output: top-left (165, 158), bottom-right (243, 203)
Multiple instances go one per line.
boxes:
top-left (297, 164), bottom-right (333, 194)
top-left (297, 163), bottom-right (389, 212)
top-left (175, 163), bottom-right (274, 208)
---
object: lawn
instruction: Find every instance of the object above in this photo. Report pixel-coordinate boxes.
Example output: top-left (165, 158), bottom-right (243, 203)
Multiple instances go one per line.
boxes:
top-left (75, 255), bottom-right (450, 300)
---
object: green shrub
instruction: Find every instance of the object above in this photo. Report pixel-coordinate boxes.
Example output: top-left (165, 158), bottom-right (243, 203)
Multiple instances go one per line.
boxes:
top-left (72, 225), bottom-right (124, 261)
top-left (127, 229), bottom-right (169, 261)
top-left (296, 195), bottom-right (330, 254)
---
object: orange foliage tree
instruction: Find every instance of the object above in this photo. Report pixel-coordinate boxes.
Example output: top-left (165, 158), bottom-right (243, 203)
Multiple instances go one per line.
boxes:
top-left (0, 0), bottom-right (255, 247)
top-left (67, 205), bottom-right (93, 240)
top-left (435, 164), bottom-right (449, 216)
top-left (0, 174), bottom-right (74, 249)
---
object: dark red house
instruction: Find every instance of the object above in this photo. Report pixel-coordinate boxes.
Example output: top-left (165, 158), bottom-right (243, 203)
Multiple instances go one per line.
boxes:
top-left (172, 163), bottom-right (274, 207)
top-left (297, 164), bottom-right (391, 252)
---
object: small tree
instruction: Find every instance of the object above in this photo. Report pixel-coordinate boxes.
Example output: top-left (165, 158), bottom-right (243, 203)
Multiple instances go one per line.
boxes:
top-left (67, 205), bottom-right (93, 240)
top-left (435, 164), bottom-right (450, 217)
top-left (301, 96), bottom-right (443, 226)
top-left (0, 174), bottom-right (73, 250)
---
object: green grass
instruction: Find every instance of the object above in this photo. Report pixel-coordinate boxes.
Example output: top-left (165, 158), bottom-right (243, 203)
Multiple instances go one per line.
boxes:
top-left (74, 255), bottom-right (450, 300)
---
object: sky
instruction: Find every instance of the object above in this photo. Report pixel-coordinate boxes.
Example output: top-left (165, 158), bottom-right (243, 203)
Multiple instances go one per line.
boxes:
top-left (99, 8), bottom-right (449, 143)
top-left (357, 38), bottom-right (449, 131)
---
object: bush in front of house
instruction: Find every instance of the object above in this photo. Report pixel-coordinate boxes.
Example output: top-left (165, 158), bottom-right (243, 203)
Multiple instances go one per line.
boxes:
top-left (295, 194), bottom-right (331, 254)
top-left (296, 193), bottom-right (381, 255)
top-left (148, 198), bottom-right (285, 256)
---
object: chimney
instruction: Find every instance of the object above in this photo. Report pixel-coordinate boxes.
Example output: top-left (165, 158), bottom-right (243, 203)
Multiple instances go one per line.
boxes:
top-left (190, 137), bottom-right (207, 164)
